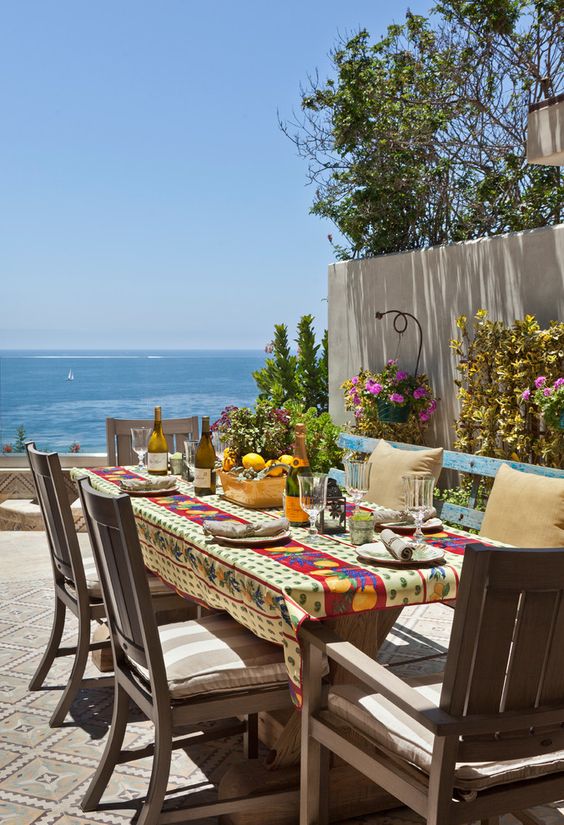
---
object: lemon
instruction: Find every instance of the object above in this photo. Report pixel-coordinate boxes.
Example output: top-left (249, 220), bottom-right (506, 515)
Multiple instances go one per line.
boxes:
top-left (264, 459), bottom-right (284, 477)
top-left (278, 454), bottom-right (293, 466)
top-left (242, 453), bottom-right (266, 472)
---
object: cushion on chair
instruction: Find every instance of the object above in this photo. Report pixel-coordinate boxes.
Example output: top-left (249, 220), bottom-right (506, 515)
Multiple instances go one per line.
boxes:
top-left (366, 441), bottom-right (443, 510)
top-left (480, 463), bottom-right (564, 547)
top-left (328, 682), bottom-right (564, 792)
top-left (129, 613), bottom-right (289, 699)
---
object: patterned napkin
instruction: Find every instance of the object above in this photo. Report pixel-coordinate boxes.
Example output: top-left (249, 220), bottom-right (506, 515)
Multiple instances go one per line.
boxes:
top-left (120, 477), bottom-right (174, 492)
top-left (380, 528), bottom-right (413, 561)
top-left (203, 517), bottom-right (289, 540)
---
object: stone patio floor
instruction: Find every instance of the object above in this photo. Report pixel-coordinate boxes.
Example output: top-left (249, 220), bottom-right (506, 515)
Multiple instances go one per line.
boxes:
top-left (1, 531), bottom-right (563, 825)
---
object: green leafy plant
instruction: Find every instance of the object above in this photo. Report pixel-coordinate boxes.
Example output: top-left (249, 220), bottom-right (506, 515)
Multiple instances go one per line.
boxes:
top-left (286, 401), bottom-right (343, 473)
top-left (282, 3), bottom-right (563, 259)
top-left (253, 315), bottom-right (328, 412)
top-left (452, 310), bottom-right (564, 467)
top-left (341, 365), bottom-right (437, 443)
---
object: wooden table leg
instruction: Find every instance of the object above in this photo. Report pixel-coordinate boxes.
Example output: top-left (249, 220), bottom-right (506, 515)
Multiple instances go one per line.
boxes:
top-left (219, 608), bottom-right (405, 824)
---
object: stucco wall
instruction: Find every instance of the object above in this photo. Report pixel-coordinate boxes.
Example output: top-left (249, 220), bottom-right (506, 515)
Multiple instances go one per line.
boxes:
top-left (328, 224), bottom-right (564, 448)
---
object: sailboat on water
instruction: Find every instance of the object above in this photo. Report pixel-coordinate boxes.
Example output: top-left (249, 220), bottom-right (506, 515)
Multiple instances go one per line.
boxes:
top-left (67, 369), bottom-right (74, 382)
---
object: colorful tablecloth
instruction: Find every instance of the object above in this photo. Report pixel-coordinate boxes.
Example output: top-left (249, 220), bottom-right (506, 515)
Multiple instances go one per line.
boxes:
top-left (72, 466), bottom-right (491, 705)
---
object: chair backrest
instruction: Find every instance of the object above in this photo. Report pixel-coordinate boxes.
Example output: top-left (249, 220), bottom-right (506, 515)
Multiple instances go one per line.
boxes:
top-left (25, 442), bottom-right (85, 588)
top-left (441, 543), bottom-right (564, 760)
top-left (106, 416), bottom-right (199, 465)
top-left (77, 476), bottom-right (167, 689)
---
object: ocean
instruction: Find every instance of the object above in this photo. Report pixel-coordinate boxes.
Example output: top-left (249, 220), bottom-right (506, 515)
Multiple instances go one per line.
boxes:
top-left (0, 350), bottom-right (266, 453)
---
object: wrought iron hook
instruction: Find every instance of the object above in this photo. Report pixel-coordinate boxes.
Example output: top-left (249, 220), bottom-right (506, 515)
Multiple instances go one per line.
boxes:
top-left (375, 310), bottom-right (423, 377)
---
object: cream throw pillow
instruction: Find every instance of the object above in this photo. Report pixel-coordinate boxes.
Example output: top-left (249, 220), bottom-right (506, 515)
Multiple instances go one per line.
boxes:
top-left (366, 440), bottom-right (443, 510)
top-left (480, 463), bottom-right (564, 547)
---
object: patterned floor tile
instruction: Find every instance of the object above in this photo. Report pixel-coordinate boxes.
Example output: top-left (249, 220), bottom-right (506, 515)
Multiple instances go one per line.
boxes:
top-left (0, 711), bottom-right (57, 747)
top-left (0, 799), bottom-right (45, 824)
top-left (0, 756), bottom-right (93, 802)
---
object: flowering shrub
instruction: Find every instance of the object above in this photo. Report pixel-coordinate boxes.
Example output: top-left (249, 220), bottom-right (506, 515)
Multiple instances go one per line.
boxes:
top-left (341, 361), bottom-right (437, 441)
top-left (212, 401), bottom-right (293, 461)
top-left (2, 444), bottom-right (13, 453)
top-left (522, 376), bottom-right (564, 429)
top-left (69, 442), bottom-right (81, 453)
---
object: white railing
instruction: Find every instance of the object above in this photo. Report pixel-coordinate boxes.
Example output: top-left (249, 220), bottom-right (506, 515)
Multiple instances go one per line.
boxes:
top-left (0, 453), bottom-right (108, 470)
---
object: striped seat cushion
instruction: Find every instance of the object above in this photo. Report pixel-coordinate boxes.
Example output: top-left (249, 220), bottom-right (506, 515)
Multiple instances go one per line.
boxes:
top-left (329, 681), bottom-right (564, 793)
top-left (129, 613), bottom-right (289, 699)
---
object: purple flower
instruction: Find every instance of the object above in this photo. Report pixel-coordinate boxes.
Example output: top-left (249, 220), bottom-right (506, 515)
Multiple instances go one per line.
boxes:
top-left (413, 386), bottom-right (427, 400)
top-left (389, 392), bottom-right (405, 404)
top-left (351, 393), bottom-right (361, 406)
top-left (395, 370), bottom-right (408, 382)
top-left (554, 377), bottom-right (564, 389)
top-left (427, 399), bottom-right (437, 413)
top-left (543, 387), bottom-right (552, 397)
top-left (521, 388), bottom-right (531, 401)
top-left (354, 408), bottom-right (362, 419)
top-left (535, 376), bottom-right (546, 389)
top-left (387, 359), bottom-right (397, 366)
top-left (367, 382), bottom-right (383, 396)
top-left (419, 411), bottom-right (430, 422)
top-left (351, 376), bottom-right (359, 386)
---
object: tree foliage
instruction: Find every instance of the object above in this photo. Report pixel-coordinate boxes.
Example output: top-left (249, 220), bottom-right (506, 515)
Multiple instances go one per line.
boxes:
top-left (282, 0), bottom-right (563, 259)
top-left (253, 315), bottom-right (329, 411)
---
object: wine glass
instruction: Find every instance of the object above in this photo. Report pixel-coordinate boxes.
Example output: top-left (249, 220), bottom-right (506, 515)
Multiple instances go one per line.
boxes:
top-left (402, 472), bottom-right (435, 547)
top-left (343, 459), bottom-right (372, 515)
top-left (131, 427), bottom-right (151, 473)
top-left (298, 473), bottom-right (328, 545)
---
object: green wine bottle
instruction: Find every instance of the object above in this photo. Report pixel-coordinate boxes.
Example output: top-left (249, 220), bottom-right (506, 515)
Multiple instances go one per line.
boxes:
top-left (285, 423), bottom-right (311, 527)
top-left (194, 416), bottom-right (217, 496)
top-left (147, 406), bottom-right (169, 476)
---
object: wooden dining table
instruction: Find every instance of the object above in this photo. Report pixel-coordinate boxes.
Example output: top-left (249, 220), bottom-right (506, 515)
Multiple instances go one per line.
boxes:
top-left (72, 465), bottom-right (499, 823)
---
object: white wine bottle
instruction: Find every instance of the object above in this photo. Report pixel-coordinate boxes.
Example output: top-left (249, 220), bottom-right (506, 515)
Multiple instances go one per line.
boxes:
top-left (285, 423), bottom-right (311, 527)
top-left (194, 416), bottom-right (217, 496)
top-left (147, 406), bottom-right (169, 476)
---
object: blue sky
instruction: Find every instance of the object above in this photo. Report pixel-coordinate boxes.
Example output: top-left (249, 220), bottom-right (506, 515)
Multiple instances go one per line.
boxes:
top-left (0, 0), bottom-right (430, 349)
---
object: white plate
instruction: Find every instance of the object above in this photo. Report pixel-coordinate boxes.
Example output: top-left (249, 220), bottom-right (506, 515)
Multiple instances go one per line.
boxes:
top-left (211, 530), bottom-right (292, 548)
top-left (378, 517), bottom-right (444, 535)
top-left (356, 541), bottom-right (445, 568)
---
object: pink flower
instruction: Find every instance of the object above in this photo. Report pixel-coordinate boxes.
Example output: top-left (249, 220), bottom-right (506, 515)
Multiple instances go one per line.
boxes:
top-left (351, 376), bottom-right (359, 386)
top-left (354, 408), bottom-right (362, 418)
top-left (395, 370), bottom-right (408, 382)
top-left (554, 378), bottom-right (564, 389)
top-left (521, 388), bottom-right (531, 400)
top-left (535, 376), bottom-right (546, 389)
top-left (413, 386), bottom-right (427, 400)
top-left (427, 399), bottom-right (437, 414)
top-left (419, 412), bottom-right (430, 422)
top-left (387, 359), bottom-right (397, 366)
top-left (367, 382), bottom-right (383, 396)
top-left (389, 392), bottom-right (405, 404)
top-left (543, 387), bottom-right (552, 397)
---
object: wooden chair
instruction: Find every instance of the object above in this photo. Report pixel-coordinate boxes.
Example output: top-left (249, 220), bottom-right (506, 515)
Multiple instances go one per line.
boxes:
top-left (25, 443), bottom-right (193, 727)
top-left (77, 476), bottom-right (296, 824)
top-left (300, 542), bottom-right (564, 825)
top-left (106, 416), bottom-right (199, 465)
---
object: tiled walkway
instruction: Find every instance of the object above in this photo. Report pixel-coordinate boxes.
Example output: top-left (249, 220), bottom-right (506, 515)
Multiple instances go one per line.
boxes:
top-left (1, 533), bottom-right (563, 824)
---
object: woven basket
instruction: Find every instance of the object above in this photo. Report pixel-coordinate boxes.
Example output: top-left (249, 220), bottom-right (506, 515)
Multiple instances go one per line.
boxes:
top-left (218, 471), bottom-right (285, 509)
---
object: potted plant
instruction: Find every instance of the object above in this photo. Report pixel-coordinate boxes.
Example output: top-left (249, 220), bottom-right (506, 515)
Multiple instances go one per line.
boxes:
top-left (348, 510), bottom-right (375, 546)
top-left (522, 376), bottom-right (564, 430)
top-left (342, 362), bottom-right (437, 429)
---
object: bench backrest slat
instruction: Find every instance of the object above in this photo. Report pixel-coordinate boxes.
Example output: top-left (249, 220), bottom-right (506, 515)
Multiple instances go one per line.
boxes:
top-left (334, 433), bottom-right (564, 530)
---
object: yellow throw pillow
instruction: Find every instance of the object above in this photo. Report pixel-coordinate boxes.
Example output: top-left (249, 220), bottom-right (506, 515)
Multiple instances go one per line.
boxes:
top-left (480, 463), bottom-right (564, 547)
top-left (366, 440), bottom-right (443, 510)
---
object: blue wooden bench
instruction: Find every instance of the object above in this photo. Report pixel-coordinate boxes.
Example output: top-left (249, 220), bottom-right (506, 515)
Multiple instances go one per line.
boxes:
top-left (330, 433), bottom-right (564, 531)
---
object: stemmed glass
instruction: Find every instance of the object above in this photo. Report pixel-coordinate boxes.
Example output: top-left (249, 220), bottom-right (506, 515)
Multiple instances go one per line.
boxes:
top-left (343, 459), bottom-right (372, 515)
top-left (402, 472), bottom-right (435, 547)
top-left (298, 473), bottom-right (328, 545)
top-left (131, 427), bottom-right (151, 473)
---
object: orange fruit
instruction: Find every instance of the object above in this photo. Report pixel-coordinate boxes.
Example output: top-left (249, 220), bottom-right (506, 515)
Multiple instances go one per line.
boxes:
top-left (324, 576), bottom-right (352, 593)
top-left (352, 588), bottom-right (378, 611)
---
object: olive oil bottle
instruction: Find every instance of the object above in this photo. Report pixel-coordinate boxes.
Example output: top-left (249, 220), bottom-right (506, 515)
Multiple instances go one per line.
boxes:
top-left (147, 406), bottom-right (169, 475)
top-left (194, 416), bottom-right (217, 496)
top-left (285, 423), bottom-right (311, 527)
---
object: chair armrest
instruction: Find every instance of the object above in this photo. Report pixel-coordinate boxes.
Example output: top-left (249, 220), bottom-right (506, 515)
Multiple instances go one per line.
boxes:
top-left (300, 623), bottom-right (456, 736)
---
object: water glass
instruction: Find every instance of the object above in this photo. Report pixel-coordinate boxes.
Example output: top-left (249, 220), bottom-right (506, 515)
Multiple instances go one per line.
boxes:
top-left (184, 439), bottom-right (196, 470)
top-left (402, 472), bottom-right (435, 546)
top-left (298, 474), bottom-right (328, 545)
top-left (131, 427), bottom-right (151, 473)
top-left (343, 459), bottom-right (372, 514)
